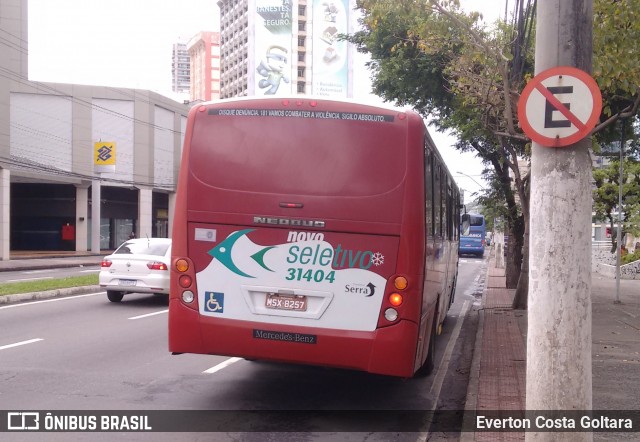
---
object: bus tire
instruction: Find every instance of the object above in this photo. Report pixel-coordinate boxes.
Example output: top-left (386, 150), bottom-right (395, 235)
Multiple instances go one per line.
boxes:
top-left (415, 306), bottom-right (438, 377)
top-left (107, 291), bottom-right (124, 303)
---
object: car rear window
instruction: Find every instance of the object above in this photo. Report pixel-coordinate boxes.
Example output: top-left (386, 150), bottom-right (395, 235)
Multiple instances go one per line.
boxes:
top-left (114, 241), bottom-right (169, 256)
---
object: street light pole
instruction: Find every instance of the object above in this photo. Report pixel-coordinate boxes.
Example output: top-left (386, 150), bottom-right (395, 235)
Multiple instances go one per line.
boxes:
top-left (615, 120), bottom-right (625, 304)
top-left (456, 171), bottom-right (486, 190)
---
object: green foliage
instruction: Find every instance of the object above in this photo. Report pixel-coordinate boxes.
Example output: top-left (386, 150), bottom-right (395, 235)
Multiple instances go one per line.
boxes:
top-left (593, 0), bottom-right (640, 116)
top-left (592, 158), bottom-right (640, 238)
top-left (622, 249), bottom-right (640, 265)
top-left (0, 274), bottom-right (98, 296)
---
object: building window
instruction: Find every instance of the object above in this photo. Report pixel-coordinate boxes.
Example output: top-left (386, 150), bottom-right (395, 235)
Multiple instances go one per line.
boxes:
top-left (298, 36), bottom-right (306, 47)
top-left (298, 21), bottom-right (306, 32)
top-left (298, 52), bottom-right (305, 62)
top-left (297, 82), bottom-right (305, 93)
top-left (298, 5), bottom-right (306, 16)
top-left (297, 67), bottom-right (305, 78)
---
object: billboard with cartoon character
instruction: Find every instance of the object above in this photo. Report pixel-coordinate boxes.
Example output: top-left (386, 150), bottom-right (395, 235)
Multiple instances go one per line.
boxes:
top-left (312, 0), bottom-right (349, 97)
top-left (255, 0), bottom-right (293, 95)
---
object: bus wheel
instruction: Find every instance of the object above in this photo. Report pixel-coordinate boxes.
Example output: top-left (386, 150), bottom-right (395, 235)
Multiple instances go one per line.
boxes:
top-left (415, 307), bottom-right (438, 377)
top-left (107, 291), bottom-right (124, 303)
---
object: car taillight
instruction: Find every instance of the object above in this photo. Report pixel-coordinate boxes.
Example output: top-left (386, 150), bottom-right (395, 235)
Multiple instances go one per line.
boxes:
top-left (101, 259), bottom-right (112, 268)
top-left (147, 261), bottom-right (168, 270)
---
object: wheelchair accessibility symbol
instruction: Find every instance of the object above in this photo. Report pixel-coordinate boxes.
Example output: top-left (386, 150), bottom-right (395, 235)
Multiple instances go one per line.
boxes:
top-left (204, 292), bottom-right (224, 313)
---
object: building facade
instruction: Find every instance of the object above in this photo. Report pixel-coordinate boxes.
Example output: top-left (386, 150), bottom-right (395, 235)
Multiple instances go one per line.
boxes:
top-left (217, 0), bottom-right (355, 98)
top-left (0, 0), bottom-right (189, 259)
top-left (171, 42), bottom-right (191, 95)
top-left (187, 31), bottom-right (222, 102)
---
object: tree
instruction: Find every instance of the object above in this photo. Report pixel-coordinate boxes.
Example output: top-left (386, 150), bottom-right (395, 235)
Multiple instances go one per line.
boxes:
top-left (347, 0), bottom-right (535, 307)
top-left (348, 0), bottom-right (640, 309)
top-left (593, 157), bottom-right (640, 247)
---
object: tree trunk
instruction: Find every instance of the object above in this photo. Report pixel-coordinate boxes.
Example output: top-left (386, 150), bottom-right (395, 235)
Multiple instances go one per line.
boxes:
top-left (512, 210), bottom-right (530, 309)
top-left (505, 215), bottom-right (524, 289)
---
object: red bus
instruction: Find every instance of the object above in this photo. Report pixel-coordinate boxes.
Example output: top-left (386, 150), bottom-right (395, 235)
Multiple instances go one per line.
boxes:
top-left (169, 97), bottom-right (461, 378)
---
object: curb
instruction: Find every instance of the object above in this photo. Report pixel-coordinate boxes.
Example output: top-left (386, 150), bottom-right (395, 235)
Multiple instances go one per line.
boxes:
top-left (459, 256), bottom-right (491, 442)
top-left (0, 285), bottom-right (103, 305)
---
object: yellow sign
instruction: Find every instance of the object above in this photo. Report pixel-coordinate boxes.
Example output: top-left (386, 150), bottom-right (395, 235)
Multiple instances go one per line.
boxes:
top-left (94, 142), bottom-right (116, 173)
top-left (94, 142), bottom-right (116, 165)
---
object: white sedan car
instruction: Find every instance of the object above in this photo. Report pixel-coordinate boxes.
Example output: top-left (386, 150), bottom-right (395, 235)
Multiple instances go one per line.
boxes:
top-left (99, 238), bottom-right (172, 302)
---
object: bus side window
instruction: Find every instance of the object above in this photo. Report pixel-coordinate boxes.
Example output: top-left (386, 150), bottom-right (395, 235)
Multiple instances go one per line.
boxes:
top-left (425, 149), bottom-right (434, 237)
top-left (446, 182), bottom-right (453, 240)
top-left (441, 169), bottom-right (447, 240)
top-left (461, 213), bottom-right (471, 236)
top-left (434, 164), bottom-right (441, 237)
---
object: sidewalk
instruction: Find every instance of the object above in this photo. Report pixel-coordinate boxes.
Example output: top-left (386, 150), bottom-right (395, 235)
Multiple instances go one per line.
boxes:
top-left (0, 251), bottom-right (104, 272)
top-left (466, 252), bottom-right (640, 441)
top-left (466, 256), bottom-right (526, 441)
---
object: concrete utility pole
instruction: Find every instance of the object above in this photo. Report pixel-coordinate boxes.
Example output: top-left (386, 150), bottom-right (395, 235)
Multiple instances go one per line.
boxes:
top-left (526, 1), bottom-right (593, 440)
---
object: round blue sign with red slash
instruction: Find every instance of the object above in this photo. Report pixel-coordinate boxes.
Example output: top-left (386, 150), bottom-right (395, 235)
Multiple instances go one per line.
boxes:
top-left (518, 66), bottom-right (602, 148)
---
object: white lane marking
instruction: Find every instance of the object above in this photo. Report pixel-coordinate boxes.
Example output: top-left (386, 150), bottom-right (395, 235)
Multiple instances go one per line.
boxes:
top-left (7, 277), bottom-right (54, 282)
top-left (23, 269), bottom-right (55, 274)
top-left (80, 269), bottom-right (101, 273)
top-left (428, 300), bottom-right (471, 409)
top-left (203, 357), bottom-right (243, 374)
top-left (0, 292), bottom-right (104, 310)
top-left (0, 338), bottom-right (44, 351)
top-left (128, 309), bottom-right (168, 320)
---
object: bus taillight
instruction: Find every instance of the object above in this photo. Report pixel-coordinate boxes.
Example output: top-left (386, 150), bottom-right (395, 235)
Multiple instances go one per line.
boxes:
top-left (179, 275), bottom-right (192, 288)
top-left (176, 259), bottom-right (189, 272)
top-left (394, 276), bottom-right (408, 290)
top-left (389, 293), bottom-right (403, 306)
top-left (383, 275), bottom-right (409, 323)
top-left (174, 258), bottom-right (195, 305)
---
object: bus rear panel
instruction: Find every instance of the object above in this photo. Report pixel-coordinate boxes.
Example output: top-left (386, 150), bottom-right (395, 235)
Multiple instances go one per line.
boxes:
top-left (169, 98), bottom-right (441, 377)
top-left (459, 213), bottom-right (486, 257)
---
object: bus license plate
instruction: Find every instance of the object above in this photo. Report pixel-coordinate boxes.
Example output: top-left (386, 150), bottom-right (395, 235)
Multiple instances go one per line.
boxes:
top-left (265, 294), bottom-right (307, 311)
top-left (119, 279), bottom-right (136, 286)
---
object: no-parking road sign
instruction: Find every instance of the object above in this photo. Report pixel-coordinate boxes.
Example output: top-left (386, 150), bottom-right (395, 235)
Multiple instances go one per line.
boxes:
top-left (518, 66), bottom-right (602, 148)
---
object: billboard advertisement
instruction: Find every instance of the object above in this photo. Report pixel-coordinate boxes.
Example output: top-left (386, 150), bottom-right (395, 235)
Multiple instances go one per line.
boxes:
top-left (312, 0), bottom-right (349, 97)
top-left (254, 0), bottom-right (293, 96)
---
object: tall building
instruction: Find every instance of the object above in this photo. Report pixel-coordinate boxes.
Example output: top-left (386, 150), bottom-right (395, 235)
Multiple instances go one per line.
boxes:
top-left (171, 42), bottom-right (191, 95)
top-left (217, 0), bottom-right (354, 99)
top-left (187, 31), bottom-right (222, 102)
top-left (0, 0), bottom-right (189, 258)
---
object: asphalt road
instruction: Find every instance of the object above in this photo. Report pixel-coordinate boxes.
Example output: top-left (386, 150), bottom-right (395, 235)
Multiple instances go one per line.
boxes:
top-left (0, 258), bottom-right (487, 441)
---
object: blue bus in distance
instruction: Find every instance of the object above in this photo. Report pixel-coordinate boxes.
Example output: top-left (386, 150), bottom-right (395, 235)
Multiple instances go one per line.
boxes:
top-left (459, 213), bottom-right (486, 257)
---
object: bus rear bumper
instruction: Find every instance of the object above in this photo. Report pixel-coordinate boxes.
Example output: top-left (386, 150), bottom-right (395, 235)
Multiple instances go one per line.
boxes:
top-left (168, 299), bottom-right (419, 378)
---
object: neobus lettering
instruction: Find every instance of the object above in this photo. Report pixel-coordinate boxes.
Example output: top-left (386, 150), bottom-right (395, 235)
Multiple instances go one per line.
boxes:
top-left (253, 216), bottom-right (326, 228)
top-left (286, 231), bottom-right (325, 242)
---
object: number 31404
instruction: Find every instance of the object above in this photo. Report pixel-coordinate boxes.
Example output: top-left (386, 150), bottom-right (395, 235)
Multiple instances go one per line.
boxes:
top-left (285, 268), bottom-right (336, 283)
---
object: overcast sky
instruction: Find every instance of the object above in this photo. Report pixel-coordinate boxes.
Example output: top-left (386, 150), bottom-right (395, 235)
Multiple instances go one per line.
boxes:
top-left (27, 0), bottom-right (508, 201)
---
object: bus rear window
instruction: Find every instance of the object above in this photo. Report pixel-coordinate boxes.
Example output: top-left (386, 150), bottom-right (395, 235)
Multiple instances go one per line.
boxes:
top-left (189, 114), bottom-right (406, 197)
top-left (469, 216), bottom-right (484, 226)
